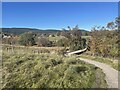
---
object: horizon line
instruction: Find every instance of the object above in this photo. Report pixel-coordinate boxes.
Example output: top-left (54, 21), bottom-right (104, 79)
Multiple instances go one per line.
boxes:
top-left (1, 27), bottom-right (90, 31)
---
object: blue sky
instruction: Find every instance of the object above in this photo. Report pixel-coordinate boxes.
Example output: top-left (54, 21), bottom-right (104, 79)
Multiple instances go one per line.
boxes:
top-left (2, 2), bottom-right (118, 30)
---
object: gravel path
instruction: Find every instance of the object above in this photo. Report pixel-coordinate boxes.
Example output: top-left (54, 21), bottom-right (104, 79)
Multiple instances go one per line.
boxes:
top-left (79, 58), bottom-right (119, 88)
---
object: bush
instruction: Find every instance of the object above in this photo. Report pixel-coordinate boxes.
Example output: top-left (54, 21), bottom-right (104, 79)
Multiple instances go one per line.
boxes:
top-left (19, 32), bottom-right (36, 46)
top-left (36, 37), bottom-right (52, 47)
top-left (56, 38), bottom-right (68, 47)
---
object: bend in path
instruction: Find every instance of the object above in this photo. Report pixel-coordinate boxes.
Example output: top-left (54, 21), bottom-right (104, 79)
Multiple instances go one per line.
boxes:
top-left (79, 58), bottom-right (119, 88)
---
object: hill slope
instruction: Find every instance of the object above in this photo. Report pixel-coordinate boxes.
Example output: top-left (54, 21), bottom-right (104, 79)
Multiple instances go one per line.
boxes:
top-left (2, 28), bottom-right (89, 35)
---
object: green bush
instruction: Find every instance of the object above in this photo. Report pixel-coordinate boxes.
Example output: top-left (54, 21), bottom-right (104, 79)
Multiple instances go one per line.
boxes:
top-left (19, 32), bottom-right (36, 46)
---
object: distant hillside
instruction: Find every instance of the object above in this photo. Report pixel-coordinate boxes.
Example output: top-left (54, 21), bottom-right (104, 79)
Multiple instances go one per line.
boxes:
top-left (2, 28), bottom-right (61, 35)
top-left (2, 28), bottom-right (90, 36)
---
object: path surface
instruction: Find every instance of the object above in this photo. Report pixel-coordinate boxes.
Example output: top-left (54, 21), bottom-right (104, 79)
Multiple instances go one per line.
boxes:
top-left (79, 58), bottom-right (119, 88)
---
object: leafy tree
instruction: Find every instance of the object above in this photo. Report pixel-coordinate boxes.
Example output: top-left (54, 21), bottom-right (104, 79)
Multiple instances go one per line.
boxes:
top-left (81, 38), bottom-right (87, 49)
top-left (107, 22), bottom-right (115, 30)
top-left (90, 17), bottom-right (120, 58)
top-left (61, 29), bottom-right (71, 39)
top-left (60, 25), bottom-right (84, 51)
top-left (19, 32), bottom-right (36, 46)
top-left (90, 29), bottom-right (100, 56)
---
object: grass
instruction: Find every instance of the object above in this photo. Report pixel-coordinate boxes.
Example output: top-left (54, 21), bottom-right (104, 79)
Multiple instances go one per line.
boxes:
top-left (49, 35), bottom-right (91, 42)
top-left (48, 35), bottom-right (66, 42)
top-left (92, 68), bottom-right (107, 88)
top-left (81, 36), bottom-right (91, 39)
top-left (1, 45), bottom-right (108, 88)
top-left (79, 54), bottom-right (119, 71)
top-left (2, 44), bottom-right (65, 55)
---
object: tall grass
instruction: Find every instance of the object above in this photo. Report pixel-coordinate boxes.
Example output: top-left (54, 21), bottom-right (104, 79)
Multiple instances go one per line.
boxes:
top-left (2, 44), bottom-right (65, 55)
top-left (2, 45), bottom-right (107, 88)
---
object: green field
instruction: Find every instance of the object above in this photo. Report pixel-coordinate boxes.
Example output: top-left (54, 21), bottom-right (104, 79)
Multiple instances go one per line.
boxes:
top-left (48, 35), bottom-right (66, 42)
top-left (2, 45), bottom-right (107, 88)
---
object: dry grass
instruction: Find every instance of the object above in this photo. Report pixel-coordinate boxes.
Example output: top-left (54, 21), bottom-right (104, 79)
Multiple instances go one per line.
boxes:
top-left (2, 44), bottom-right (65, 55)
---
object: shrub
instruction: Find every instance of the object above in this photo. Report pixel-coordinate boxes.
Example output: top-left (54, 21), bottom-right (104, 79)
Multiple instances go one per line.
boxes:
top-left (19, 32), bottom-right (36, 46)
top-left (36, 37), bottom-right (52, 47)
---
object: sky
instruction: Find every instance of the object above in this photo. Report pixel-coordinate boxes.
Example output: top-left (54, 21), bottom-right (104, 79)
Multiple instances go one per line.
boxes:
top-left (2, 2), bottom-right (118, 30)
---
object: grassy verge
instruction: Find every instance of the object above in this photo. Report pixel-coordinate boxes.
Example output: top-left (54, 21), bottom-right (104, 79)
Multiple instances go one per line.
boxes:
top-left (79, 54), bottom-right (119, 71)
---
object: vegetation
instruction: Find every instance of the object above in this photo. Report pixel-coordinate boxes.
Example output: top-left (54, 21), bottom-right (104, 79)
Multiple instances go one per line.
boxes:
top-left (2, 28), bottom-right (61, 35)
top-left (2, 44), bottom-right (65, 55)
top-left (79, 54), bottom-right (119, 71)
top-left (2, 25), bottom-right (87, 51)
top-left (89, 17), bottom-right (120, 58)
top-left (1, 16), bottom-right (120, 89)
top-left (2, 46), bottom-right (107, 88)
top-left (60, 25), bottom-right (86, 51)
top-left (48, 35), bottom-right (65, 42)
top-left (18, 32), bottom-right (36, 46)
top-left (2, 28), bottom-right (89, 35)
top-left (2, 17), bottom-right (119, 59)
top-left (36, 37), bottom-right (52, 47)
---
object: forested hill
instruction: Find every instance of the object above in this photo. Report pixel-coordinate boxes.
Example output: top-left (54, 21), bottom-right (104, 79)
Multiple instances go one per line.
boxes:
top-left (2, 28), bottom-right (90, 35)
top-left (2, 28), bottom-right (60, 35)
